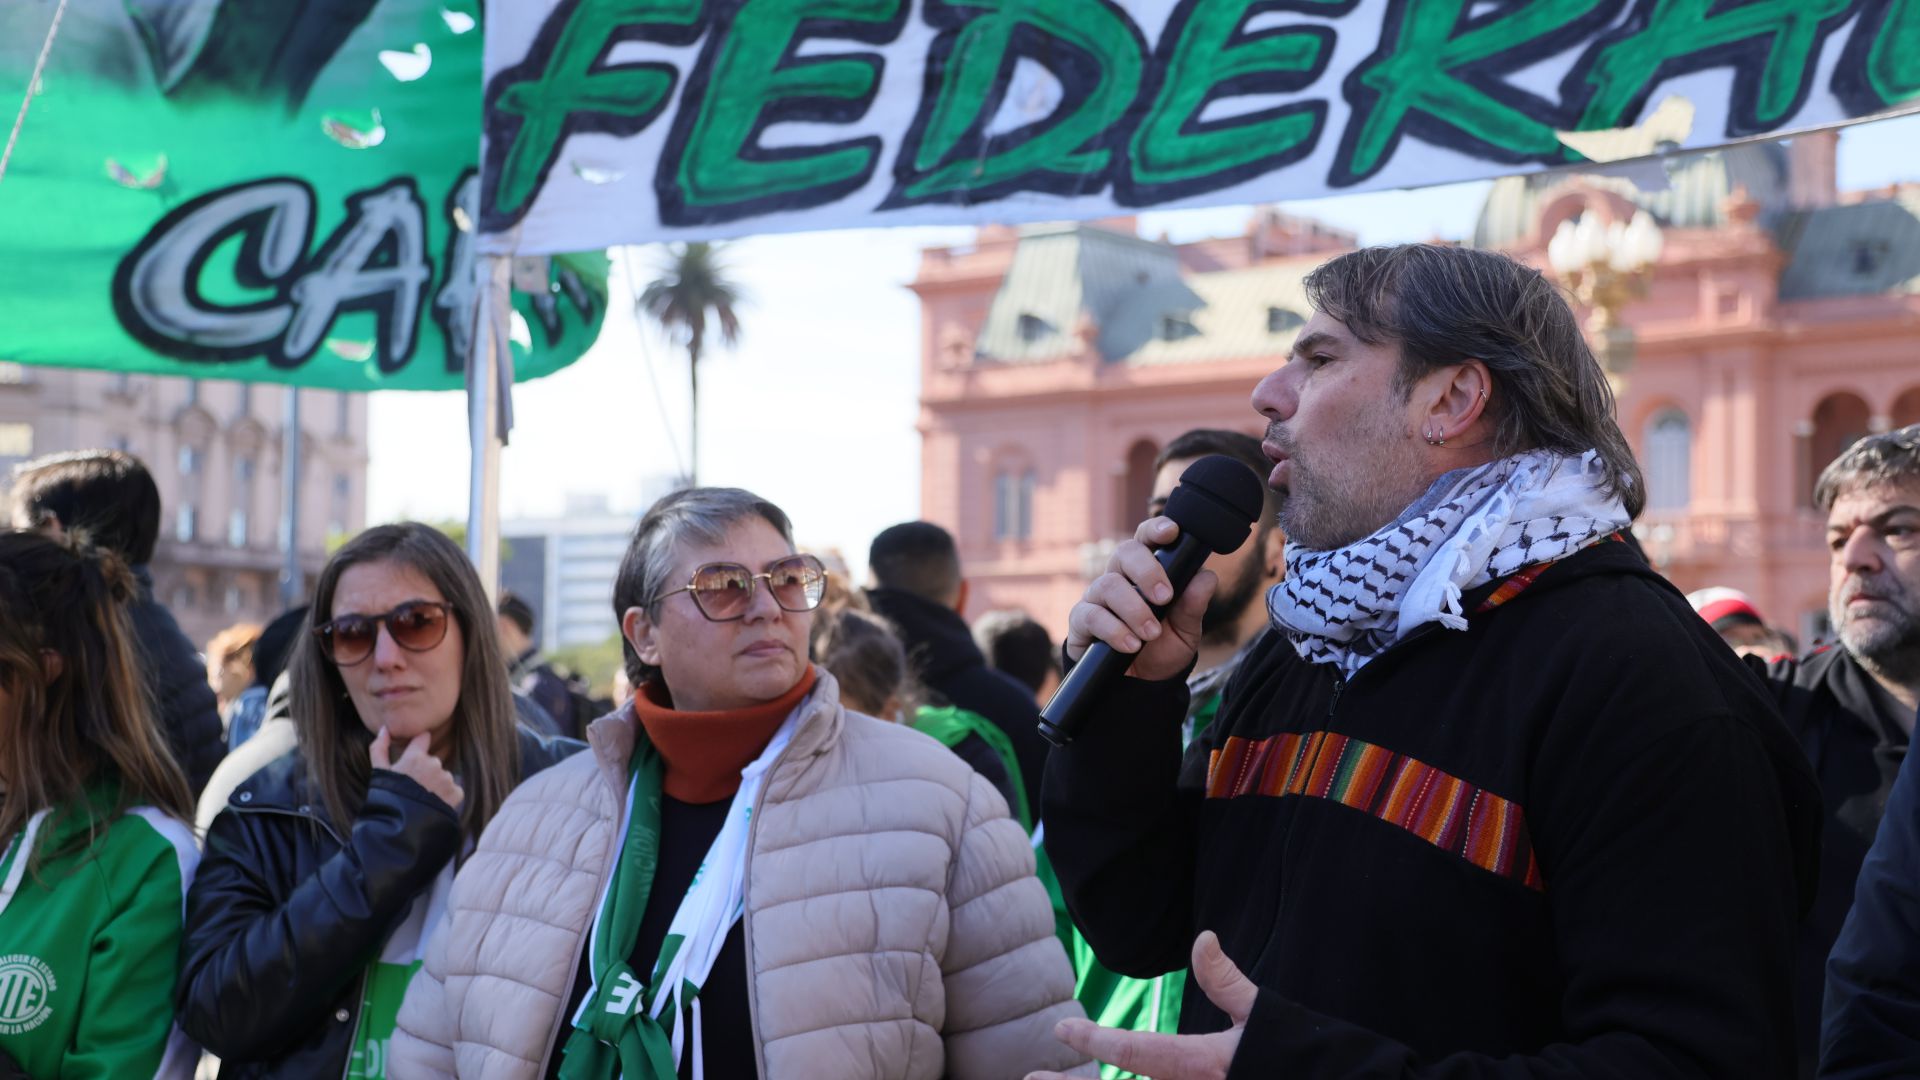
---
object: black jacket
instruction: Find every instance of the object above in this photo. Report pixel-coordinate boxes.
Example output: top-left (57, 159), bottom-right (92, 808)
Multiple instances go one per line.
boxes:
top-left (130, 566), bottom-right (224, 798)
top-left (1820, 695), bottom-right (1920, 1077)
top-left (1045, 541), bottom-right (1821, 1077)
top-left (867, 586), bottom-right (1046, 817)
top-left (1756, 647), bottom-right (1912, 1075)
top-left (512, 647), bottom-right (579, 739)
top-left (177, 727), bottom-right (582, 1078)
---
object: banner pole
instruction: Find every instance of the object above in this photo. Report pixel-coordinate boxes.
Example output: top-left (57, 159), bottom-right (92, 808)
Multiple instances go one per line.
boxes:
top-left (278, 386), bottom-right (302, 607)
top-left (466, 253), bottom-right (509, 601)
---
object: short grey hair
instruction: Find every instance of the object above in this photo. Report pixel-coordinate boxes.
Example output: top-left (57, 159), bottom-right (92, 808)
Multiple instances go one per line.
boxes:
top-left (1815, 423), bottom-right (1920, 512)
top-left (613, 487), bottom-right (795, 688)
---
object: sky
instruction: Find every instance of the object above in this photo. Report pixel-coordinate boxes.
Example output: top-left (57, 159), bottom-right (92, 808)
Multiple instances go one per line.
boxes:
top-left (367, 112), bottom-right (1920, 580)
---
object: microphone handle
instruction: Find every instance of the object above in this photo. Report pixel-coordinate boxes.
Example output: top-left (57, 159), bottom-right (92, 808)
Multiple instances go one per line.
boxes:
top-left (1038, 534), bottom-right (1212, 747)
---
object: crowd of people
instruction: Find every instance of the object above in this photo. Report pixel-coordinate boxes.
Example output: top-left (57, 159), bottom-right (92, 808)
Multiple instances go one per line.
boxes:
top-left (0, 243), bottom-right (1915, 1079)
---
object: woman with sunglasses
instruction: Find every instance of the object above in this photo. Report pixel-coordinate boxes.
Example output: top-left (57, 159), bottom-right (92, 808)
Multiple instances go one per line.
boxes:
top-left (0, 531), bottom-right (199, 1079)
top-left (177, 523), bottom-right (581, 1079)
top-left (392, 487), bottom-right (1088, 1079)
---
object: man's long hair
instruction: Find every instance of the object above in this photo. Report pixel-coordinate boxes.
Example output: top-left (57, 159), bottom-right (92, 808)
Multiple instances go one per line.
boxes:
top-left (1304, 245), bottom-right (1645, 518)
top-left (289, 523), bottom-right (520, 840)
top-left (0, 531), bottom-right (194, 873)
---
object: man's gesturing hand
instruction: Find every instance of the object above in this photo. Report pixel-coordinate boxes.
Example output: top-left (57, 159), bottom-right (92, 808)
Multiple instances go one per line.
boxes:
top-left (1064, 516), bottom-right (1217, 683)
top-left (1026, 931), bottom-right (1256, 1080)
top-left (370, 725), bottom-right (464, 811)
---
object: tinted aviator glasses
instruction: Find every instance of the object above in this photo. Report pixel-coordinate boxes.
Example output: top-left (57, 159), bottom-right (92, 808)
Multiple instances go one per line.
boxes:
top-left (313, 600), bottom-right (455, 666)
top-left (651, 553), bottom-right (829, 622)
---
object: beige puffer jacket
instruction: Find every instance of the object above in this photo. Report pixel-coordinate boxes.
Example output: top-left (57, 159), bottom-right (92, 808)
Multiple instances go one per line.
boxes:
top-left (390, 670), bottom-right (1090, 1078)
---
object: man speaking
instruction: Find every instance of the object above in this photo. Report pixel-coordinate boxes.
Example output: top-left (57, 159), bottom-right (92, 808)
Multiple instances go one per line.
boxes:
top-left (1034, 245), bottom-right (1820, 1078)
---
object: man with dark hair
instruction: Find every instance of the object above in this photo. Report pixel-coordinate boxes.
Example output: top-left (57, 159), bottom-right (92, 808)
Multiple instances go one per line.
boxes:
top-left (497, 591), bottom-right (578, 738)
top-left (868, 521), bottom-right (1047, 821)
top-left (1149, 429), bottom-right (1286, 745)
top-left (10, 449), bottom-right (223, 797)
top-left (973, 610), bottom-right (1061, 705)
top-left (1758, 423), bottom-right (1920, 1075)
top-left (1034, 244), bottom-right (1818, 1079)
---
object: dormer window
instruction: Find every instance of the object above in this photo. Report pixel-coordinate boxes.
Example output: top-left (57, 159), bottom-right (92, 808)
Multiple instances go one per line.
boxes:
top-left (1854, 241), bottom-right (1888, 275)
top-left (1018, 313), bottom-right (1052, 343)
top-left (1267, 306), bottom-right (1304, 333)
top-left (1160, 315), bottom-right (1199, 342)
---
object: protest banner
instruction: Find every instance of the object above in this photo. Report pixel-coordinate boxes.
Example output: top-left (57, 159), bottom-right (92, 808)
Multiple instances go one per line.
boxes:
top-left (0, 0), bottom-right (607, 390)
top-left (480, 0), bottom-right (1920, 254)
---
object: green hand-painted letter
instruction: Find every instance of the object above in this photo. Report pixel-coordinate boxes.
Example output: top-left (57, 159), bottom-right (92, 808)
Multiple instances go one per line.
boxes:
top-left (1868, 0), bottom-right (1920, 108)
top-left (489, 0), bottom-right (703, 218)
top-left (1339, 0), bottom-right (1609, 186)
top-left (1580, 0), bottom-right (1853, 134)
top-left (671, 0), bottom-right (902, 216)
top-left (899, 0), bottom-right (1143, 202)
top-left (1128, 0), bottom-right (1340, 199)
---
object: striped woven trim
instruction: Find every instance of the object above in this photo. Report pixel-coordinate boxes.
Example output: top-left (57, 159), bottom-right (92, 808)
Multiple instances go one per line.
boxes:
top-left (1205, 731), bottom-right (1544, 891)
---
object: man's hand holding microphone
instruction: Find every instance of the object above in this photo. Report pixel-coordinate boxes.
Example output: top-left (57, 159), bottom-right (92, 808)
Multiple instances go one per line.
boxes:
top-left (1039, 455), bottom-right (1266, 746)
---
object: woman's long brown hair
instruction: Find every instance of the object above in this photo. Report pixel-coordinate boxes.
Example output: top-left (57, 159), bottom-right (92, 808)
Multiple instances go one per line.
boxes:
top-left (0, 531), bottom-right (194, 869)
top-left (289, 523), bottom-right (519, 840)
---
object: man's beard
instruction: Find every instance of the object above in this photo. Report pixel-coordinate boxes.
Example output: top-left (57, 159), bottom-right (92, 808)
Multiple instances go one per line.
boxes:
top-left (1831, 571), bottom-right (1920, 681)
top-left (1268, 418), bottom-right (1427, 552)
top-left (1202, 543), bottom-right (1267, 642)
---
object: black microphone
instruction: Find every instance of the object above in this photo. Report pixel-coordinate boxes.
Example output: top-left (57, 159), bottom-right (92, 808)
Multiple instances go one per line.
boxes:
top-left (1038, 455), bottom-right (1266, 747)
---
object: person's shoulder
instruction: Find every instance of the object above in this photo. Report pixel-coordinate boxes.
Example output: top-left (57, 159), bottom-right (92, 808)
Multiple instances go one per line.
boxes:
top-left (838, 710), bottom-right (977, 787)
top-left (225, 745), bottom-right (310, 812)
top-left (1492, 552), bottom-right (1709, 655)
top-left (99, 807), bottom-right (200, 896)
top-left (1764, 643), bottom-right (1847, 686)
top-left (514, 726), bottom-right (586, 778)
top-left (945, 662), bottom-right (1043, 721)
top-left (504, 738), bottom-right (604, 806)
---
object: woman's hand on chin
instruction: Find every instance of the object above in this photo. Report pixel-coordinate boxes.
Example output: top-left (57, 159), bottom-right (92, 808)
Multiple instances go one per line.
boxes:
top-left (371, 725), bottom-right (465, 810)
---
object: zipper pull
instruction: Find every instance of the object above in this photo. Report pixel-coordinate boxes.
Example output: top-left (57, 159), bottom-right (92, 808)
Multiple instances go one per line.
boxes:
top-left (1328, 676), bottom-right (1345, 717)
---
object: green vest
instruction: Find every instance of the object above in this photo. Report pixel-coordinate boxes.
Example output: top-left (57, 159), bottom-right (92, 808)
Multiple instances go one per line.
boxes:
top-left (911, 705), bottom-right (1031, 831)
top-left (0, 783), bottom-right (197, 1078)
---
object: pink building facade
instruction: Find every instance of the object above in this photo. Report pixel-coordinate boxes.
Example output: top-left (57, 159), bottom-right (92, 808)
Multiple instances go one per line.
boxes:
top-left (912, 136), bottom-right (1920, 645)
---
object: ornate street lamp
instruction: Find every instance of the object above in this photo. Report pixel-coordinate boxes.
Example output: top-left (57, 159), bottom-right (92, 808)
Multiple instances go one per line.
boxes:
top-left (1546, 209), bottom-right (1665, 391)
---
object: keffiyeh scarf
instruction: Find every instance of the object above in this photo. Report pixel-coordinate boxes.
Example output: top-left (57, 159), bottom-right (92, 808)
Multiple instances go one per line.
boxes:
top-left (1267, 449), bottom-right (1630, 676)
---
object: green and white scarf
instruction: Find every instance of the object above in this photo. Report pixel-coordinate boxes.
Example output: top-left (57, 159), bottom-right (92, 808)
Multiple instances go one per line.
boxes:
top-left (559, 699), bottom-right (805, 1080)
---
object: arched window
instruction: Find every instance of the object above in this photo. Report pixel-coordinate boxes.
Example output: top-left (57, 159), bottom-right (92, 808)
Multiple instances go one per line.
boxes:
top-left (1806, 392), bottom-right (1873, 506)
top-left (1118, 439), bottom-right (1159, 537)
top-left (1643, 409), bottom-right (1691, 511)
top-left (1892, 386), bottom-right (1920, 431)
top-left (993, 469), bottom-right (1034, 541)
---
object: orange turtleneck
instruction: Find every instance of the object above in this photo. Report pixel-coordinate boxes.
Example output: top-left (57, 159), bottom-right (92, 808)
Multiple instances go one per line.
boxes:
top-left (632, 666), bottom-right (819, 804)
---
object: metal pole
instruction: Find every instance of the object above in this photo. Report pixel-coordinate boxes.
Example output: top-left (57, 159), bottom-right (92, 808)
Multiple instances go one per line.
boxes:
top-left (278, 386), bottom-right (302, 607)
top-left (466, 254), bottom-right (506, 602)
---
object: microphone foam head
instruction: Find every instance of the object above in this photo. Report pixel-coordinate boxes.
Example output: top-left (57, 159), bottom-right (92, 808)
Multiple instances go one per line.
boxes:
top-left (1165, 455), bottom-right (1266, 555)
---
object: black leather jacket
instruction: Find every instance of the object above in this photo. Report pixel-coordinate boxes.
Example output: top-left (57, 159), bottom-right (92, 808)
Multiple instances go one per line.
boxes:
top-left (177, 727), bottom-right (582, 1078)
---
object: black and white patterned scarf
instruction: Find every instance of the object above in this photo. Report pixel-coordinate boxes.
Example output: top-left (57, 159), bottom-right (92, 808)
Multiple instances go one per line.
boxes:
top-left (1266, 450), bottom-right (1629, 676)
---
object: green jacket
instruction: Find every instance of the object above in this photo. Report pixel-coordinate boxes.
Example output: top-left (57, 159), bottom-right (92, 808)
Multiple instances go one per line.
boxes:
top-left (0, 783), bottom-right (198, 1079)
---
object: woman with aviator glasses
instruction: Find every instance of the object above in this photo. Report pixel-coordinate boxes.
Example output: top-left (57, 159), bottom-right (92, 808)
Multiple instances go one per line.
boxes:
top-left (392, 487), bottom-right (1088, 1079)
top-left (177, 523), bottom-right (581, 1079)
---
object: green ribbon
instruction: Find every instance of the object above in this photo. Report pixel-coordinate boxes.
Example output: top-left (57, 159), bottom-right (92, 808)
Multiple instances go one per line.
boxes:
top-left (557, 733), bottom-right (680, 1080)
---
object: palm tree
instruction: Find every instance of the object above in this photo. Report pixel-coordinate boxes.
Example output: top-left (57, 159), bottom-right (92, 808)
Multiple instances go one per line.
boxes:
top-left (637, 242), bottom-right (743, 485)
